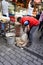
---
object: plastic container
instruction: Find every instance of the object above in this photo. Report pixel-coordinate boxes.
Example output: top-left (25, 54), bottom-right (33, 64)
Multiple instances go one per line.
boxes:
top-left (7, 36), bottom-right (15, 44)
top-left (6, 33), bottom-right (15, 44)
top-left (10, 16), bottom-right (15, 22)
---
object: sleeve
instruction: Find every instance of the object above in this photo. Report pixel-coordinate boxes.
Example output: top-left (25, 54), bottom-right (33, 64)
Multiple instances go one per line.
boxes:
top-left (24, 21), bottom-right (29, 26)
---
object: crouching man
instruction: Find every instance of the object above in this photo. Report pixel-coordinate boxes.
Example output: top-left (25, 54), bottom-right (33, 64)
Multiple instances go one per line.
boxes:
top-left (17, 16), bottom-right (40, 47)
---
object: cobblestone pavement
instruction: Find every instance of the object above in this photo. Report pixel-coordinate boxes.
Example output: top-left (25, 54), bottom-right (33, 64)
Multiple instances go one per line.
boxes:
top-left (0, 27), bottom-right (43, 65)
top-left (0, 38), bottom-right (43, 65)
top-left (25, 27), bottom-right (43, 57)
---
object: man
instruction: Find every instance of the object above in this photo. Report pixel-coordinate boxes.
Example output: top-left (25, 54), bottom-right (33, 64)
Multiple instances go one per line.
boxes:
top-left (17, 16), bottom-right (40, 46)
top-left (36, 11), bottom-right (41, 20)
top-left (38, 11), bottom-right (43, 39)
top-left (1, 0), bottom-right (10, 36)
top-left (12, 0), bottom-right (16, 11)
top-left (38, 11), bottom-right (43, 31)
top-left (1, 0), bottom-right (10, 17)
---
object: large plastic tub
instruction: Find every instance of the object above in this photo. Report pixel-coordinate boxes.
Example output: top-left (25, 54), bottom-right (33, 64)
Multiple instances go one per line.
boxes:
top-left (6, 33), bottom-right (15, 44)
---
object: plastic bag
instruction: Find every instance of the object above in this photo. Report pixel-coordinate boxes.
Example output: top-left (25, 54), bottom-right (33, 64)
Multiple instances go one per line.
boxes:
top-left (21, 33), bottom-right (28, 42)
top-left (15, 33), bottom-right (28, 47)
top-left (20, 26), bottom-right (24, 36)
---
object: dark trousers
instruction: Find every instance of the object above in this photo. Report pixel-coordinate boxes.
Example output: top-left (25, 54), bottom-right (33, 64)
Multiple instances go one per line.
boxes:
top-left (38, 21), bottom-right (43, 31)
top-left (39, 25), bottom-right (43, 39)
top-left (27, 27), bottom-right (32, 42)
top-left (27, 26), bottom-right (38, 42)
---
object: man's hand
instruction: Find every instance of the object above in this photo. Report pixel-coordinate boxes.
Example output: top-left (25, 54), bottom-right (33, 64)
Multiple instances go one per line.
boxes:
top-left (24, 25), bottom-right (30, 33)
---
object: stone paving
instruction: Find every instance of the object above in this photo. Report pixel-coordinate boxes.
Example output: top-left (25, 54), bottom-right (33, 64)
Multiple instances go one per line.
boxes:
top-left (0, 27), bottom-right (43, 65)
top-left (0, 37), bottom-right (43, 65)
top-left (25, 27), bottom-right (43, 57)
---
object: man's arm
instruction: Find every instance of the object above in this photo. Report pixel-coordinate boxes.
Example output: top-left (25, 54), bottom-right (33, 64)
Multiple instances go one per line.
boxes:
top-left (24, 25), bottom-right (30, 33)
top-left (27, 25), bottom-right (30, 31)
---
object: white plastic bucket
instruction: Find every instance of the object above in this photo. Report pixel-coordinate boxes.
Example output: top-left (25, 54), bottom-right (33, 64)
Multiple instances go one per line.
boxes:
top-left (6, 33), bottom-right (15, 44)
top-left (7, 36), bottom-right (15, 44)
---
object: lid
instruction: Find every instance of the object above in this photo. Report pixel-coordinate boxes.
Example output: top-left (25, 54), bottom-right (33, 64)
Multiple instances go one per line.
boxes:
top-left (6, 33), bottom-right (15, 37)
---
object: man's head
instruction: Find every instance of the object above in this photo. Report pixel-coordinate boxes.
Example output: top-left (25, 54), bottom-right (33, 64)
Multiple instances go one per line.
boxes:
top-left (17, 17), bottom-right (21, 22)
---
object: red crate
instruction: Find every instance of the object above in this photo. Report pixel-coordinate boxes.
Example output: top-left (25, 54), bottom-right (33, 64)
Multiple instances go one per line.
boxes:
top-left (10, 16), bottom-right (15, 22)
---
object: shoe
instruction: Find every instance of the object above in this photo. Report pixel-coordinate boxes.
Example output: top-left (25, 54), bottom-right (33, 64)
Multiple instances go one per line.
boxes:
top-left (26, 43), bottom-right (31, 47)
top-left (26, 41), bottom-right (32, 47)
top-left (38, 29), bottom-right (39, 31)
top-left (39, 36), bottom-right (42, 40)
top-left (29, 41), bottom-right (32, 43)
